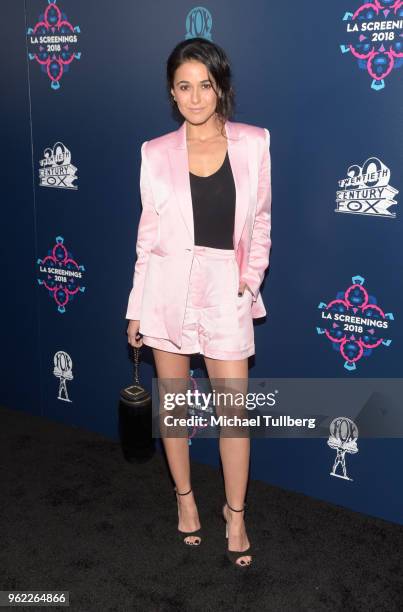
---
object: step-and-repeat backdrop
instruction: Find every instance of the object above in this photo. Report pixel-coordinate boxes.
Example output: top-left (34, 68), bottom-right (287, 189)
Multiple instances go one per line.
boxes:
top-left (2, 1), bottom-right (402, 524)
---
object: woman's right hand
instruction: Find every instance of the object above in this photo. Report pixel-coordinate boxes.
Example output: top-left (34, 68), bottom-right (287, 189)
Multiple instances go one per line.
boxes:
top-left (127, 320), bottom-right (143, 348)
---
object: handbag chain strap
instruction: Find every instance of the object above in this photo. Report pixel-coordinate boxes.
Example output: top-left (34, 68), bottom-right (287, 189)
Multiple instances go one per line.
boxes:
top-left (133, 346), bottom-right (141, 385)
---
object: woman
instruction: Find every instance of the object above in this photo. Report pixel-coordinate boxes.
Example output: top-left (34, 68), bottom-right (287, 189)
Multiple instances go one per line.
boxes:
top-left (126, 37), bottom-right (272, 568)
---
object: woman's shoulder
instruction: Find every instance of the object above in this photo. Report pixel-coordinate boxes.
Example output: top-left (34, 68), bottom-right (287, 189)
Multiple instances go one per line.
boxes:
top-left (148, 127), bottom-right (178, 146)
top-left (140, 128), bottom-right (176, 155)
top-left (230, 120), bottom-right (270, 143)
top-left (139, 128), bottom-right (180, 169)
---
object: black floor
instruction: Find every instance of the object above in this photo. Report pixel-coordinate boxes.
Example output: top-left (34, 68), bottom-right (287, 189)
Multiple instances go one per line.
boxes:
top-left (1, 405), bottom-right (402, 612)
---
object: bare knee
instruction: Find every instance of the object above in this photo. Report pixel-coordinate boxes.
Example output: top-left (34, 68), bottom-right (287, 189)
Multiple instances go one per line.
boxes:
top-left (152, 348), bottom-right (192, 436)
top-left (203, 357), bottom-right (250, 437)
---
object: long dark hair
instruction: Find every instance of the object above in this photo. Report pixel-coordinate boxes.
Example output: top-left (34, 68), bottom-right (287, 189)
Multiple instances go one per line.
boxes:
top-left (166, 37), bottom-right (236, 132)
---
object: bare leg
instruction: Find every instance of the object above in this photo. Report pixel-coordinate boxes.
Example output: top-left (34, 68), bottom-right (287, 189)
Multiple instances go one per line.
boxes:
top-left (204, 355), bottom-right (251, 565)
top-left (152, 347), bottom-right (201, 544)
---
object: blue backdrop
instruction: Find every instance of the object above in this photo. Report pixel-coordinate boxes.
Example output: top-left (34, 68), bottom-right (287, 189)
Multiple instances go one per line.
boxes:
top-left (2, 0), bottom-right (402, 524)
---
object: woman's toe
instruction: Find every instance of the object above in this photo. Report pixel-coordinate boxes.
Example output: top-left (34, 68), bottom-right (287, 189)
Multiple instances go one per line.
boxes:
top-left (185, 536), bottom-right (201, 545)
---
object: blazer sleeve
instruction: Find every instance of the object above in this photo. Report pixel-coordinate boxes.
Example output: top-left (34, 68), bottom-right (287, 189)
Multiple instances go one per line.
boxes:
top-left (241, 127), bottom-right (272, 301)
top-left (125, 141), bottom-right (159, 320)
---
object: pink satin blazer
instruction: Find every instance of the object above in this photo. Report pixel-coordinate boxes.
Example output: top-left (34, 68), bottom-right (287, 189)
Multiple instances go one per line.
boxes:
top-left (125, 119), bottom-right (272, 347)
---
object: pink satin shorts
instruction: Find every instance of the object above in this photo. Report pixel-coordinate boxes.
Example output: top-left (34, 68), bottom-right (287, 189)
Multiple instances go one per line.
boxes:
top-left (142, 245), bottom-right (255, 360)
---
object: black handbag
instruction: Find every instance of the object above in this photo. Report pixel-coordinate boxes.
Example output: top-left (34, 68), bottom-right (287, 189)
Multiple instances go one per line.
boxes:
top-left (119, 346), bottom-right (154, 463)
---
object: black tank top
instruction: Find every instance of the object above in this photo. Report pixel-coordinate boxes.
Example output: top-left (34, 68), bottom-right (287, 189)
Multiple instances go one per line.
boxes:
top-left (189, 150), bottom-right (236, 249)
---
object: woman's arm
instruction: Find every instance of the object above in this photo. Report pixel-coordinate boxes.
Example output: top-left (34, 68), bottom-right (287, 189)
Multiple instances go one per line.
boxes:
top-left (240, 127), bottom-right (272, 301)
top-left (125, 141), bottom-right (159, 320)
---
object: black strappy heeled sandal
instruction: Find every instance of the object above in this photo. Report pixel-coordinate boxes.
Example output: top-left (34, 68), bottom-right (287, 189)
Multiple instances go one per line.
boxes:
top-left (222, 501), bottom-right (253, 567)
top-left (174, 486), bottom-right (202, 546)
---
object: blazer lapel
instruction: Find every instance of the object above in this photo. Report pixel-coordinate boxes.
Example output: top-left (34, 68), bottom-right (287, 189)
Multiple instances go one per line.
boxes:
top-left (167, 119), bottom-right (249, 251)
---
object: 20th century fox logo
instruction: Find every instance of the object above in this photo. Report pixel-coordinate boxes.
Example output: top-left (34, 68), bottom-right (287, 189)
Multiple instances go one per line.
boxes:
top-left (39, 142), bottom-right (78, 190)
top-left (335, 156), bottom-right (398, 218)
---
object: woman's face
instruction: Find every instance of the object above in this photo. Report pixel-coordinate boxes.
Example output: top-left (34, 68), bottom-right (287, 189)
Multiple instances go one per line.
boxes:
top-left (170, 60), bottom-right (220, 125)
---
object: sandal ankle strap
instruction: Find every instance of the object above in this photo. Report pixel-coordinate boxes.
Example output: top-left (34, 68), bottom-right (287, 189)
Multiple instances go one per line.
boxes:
top-left (174, 486), bottom-right (192, 496)
top-left (226, 500), bottom-right (247, 512)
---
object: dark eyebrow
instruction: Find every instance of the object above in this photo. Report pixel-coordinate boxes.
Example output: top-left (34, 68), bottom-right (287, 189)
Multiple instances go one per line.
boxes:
top-left (176, 79), bottom-right (211, 84)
